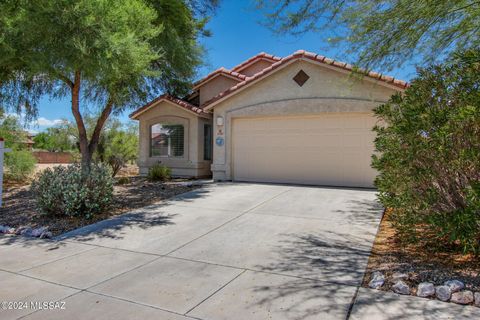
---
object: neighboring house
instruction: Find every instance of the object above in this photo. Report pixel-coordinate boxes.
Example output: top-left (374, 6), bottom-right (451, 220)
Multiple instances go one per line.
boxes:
top-left (130, 50), bottom-right (407, 188)
top-left (24, 134), bottom-right (35, 151)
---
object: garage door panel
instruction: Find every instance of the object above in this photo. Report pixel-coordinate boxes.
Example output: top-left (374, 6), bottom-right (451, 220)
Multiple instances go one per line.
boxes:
top-left (232, 114), bottom-right (377, 188)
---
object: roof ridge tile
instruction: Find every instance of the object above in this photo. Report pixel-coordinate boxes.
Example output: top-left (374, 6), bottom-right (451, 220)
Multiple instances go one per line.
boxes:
top-left (202, 50), bottom-right (409, 109)
top-left (130, 94), bottom-right (209, 119)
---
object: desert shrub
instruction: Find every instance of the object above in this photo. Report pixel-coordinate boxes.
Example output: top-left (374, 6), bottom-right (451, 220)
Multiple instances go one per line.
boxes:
top-left (95, 119), bottom-right (138, 177)
top-left (147, 164), bottom-right (171, 182)
top-left (117, 176), bottom-right (131, 185)
top-left (4, 150), bottom-right (36, 182)
top-left (372, 50), bottom-right (480, 254)
top-left (31, 164), bottom-right (114, 218)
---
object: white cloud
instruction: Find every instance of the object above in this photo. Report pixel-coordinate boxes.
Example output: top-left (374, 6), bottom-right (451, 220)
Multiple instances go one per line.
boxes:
top-left (4, 113), bottom-right (65, 133)
top-left (36, 117), bottom-right (63, 127)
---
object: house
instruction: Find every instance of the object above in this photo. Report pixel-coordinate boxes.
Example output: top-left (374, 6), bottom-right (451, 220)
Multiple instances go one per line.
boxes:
top-left (130, 50), bottom-right (407, 188)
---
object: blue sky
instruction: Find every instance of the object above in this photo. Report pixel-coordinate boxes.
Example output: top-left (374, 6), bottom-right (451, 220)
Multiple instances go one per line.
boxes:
top-left (32, 1), bottom-right (417, 133)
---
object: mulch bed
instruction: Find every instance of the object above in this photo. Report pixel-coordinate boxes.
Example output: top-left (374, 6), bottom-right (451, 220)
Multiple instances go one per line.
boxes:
top-left (0, 176), bottom-right (200, 237)
top-left (363, 209), bottom-right (480, 293)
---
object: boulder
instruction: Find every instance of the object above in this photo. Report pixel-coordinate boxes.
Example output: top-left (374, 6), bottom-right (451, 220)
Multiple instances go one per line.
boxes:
top-left (435, 285), bottom-right (452, 302)
top-left (451, 291), bottom-right (474, 305)
top-left (444, 280), bottom-right (465, 293)
top-left (40, 231), bottom-right (53, 239)
top-left (19, 227), bottom-right (33, 237)
top-left (369, 271), bottom-right (385, 289)
top-left (392, 281), bottom-right (410, 295)
top-left (31, 227), bottom-right (48, 237)
top-left (417, 282), bottom-right (435, 297)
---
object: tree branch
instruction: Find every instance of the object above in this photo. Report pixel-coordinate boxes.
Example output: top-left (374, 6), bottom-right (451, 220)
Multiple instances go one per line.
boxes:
top-left (88, 96), bottom-right (114, 156)
top-left (70, 70), bottom-right (89, 163)
top-left (57, 73), bottom-right (74, 89)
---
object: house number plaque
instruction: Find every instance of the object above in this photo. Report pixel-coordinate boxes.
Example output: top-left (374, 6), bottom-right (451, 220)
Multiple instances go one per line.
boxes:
top-left (215, 137), bottom-right (224, 146)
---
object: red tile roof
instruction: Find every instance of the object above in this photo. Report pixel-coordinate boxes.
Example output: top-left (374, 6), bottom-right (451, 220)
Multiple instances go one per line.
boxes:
top-left (129, 94), bottom-right (210, 119)
top-left (230, 52), bottom-right (282, 72)
top-left (202, 50), bottom-right (409, 109)
top-left (192, 67), bottom-right (247, 89)
top-left (130, 50), bottom-right (409, 117)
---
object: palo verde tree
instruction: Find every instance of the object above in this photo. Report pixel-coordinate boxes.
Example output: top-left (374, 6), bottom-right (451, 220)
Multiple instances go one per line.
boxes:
top-left (0, 0), bottom-right (217, 167)
top-left (256, 0), bottom-right (480, 70)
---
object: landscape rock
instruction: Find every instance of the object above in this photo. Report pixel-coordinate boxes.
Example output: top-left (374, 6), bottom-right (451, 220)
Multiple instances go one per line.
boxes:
top-left (435, 285), bottom-right (452, 302)
top-left (369, 271), bottom-right (385, 289)
top-left (31, 227), bottom-right (47, 237)
top-left (417, 282), bottom-right (435, 297)
top-left (392, 281), bottom-right (410, 295)
top-left (474, 292), bottom-right (480, 307)
top-left (0, 225), bottom-right (9, 233)
top-left (391, 272), bottom-right (409, 281)
top-left (19, 227), bottom-right (33, 237)
top-left (451, 291), bottom-right (474, 305)
top-left (444, 280), bottom-right (465, 293)
top-left (40, 231), bottom-right (52, 239)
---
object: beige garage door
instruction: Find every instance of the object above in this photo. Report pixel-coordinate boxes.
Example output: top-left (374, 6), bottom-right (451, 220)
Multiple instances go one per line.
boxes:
top-left (232, 114), bottom-right (378, 188)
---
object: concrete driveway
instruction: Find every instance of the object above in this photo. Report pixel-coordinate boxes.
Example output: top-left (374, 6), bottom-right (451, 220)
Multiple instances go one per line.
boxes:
top-left (2, 183), bottom-right (477, 320)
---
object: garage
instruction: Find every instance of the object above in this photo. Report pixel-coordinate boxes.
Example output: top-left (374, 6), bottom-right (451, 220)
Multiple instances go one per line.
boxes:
top-left (232, 113), bottom-right (378, 188)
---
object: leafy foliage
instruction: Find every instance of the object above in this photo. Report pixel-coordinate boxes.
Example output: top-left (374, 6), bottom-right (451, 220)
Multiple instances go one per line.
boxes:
top-left (256, 0), bottom-right (480, 70)
top-left (372, 50), bottom-right (480, 254)
top-left (31, 115), bottom-right (138, 176)
top-left (0, 0), bottom-right (216, 165)
top-left (5, 150), bottom-right (36, 182)
top-left (33, 122), bottom-right (77, 152)
top-left (0, 113), bottom-right (36, 181)
top-left (96, 120), bottom-right (138, 177)
top-left (117, 176), bottom-right (131, 185)
top-left (32, 164), bottom-right (114, 218)
top-left (147, 163), bottom-right (172, 181)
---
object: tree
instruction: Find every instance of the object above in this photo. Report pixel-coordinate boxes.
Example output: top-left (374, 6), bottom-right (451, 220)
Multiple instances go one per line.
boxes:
top-left (96, 120), bottom-right (138, 177)
top-left (256, 0), bottom-right (480, 70)
top-left (372, 50), bottom-right (480, 254)
top-left (0, 112), bottom-right (26, 150)
top-left (0, 0), bottom-right (216, 167)
top-left (33, 122), bottom-right (77, 152)
top-left (0, 112), bottom-right (36, 181)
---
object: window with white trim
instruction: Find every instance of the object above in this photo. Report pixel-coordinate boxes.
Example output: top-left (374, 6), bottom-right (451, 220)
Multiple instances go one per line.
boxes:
top-left (150, 123), bottom-right (184, 157)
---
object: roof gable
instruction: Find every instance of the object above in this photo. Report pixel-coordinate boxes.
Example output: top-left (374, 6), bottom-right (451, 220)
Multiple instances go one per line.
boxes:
top-left (203, 50), bottom-right (408, 110)
top-left (192, 67), bottom-right (246, 90)
top-left (129, 94), bottom-right (210, 119)
top-left (231, 52), bottom-right (282, 73)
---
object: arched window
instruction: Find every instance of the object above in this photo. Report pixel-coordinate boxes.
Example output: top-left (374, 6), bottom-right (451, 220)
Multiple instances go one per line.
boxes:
top-left (150, 123), bottom-right (184, 157)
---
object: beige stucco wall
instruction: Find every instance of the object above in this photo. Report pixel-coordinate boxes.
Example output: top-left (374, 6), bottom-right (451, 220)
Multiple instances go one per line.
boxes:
top-left (210, 59), bottom-right (401, 181)
top-left (137, 100), bottom-right (212, 177)
top-left (199, 76), bottom-right (240, 105)
top-left (238, 59), bottom-right (274, 77)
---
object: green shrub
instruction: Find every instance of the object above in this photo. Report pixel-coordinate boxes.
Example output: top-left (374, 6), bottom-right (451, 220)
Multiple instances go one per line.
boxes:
top-left (5, 150), bottom-right (36, 182)
top-left (147, 164), bottom-right (171, 182)
top-left (31, 164), bottom-right (114, 218)
top-left (117, 176), bottom-right (131, 185)
top-left (372, 50), bottom-right (480, 254)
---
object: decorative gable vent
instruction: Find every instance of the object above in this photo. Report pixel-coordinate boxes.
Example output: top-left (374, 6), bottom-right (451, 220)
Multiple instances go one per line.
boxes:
top-left (293, 70), bottom-right (310, 87)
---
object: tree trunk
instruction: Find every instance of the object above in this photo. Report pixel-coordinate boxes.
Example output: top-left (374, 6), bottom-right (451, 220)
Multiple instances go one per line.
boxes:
top-left (68, 71), bottom-right (115, 170)
top-left (70, 71), bottom-right (90, 168)
top-left (88, 98), bottom-right (114, 160)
